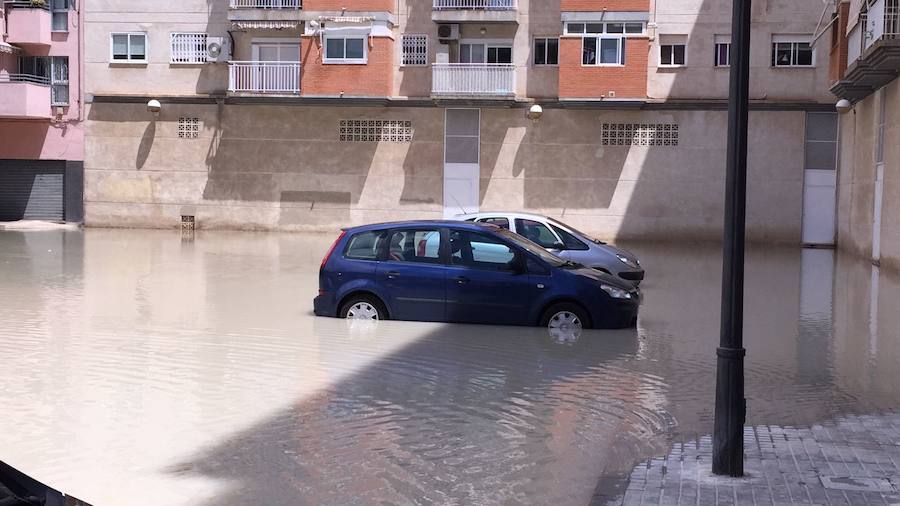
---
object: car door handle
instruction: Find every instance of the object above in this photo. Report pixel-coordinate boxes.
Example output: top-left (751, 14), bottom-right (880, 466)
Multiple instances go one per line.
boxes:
top-left (386, 271), bottom-right (400, 279)
top-left (455, 276), bottom-right (470, 285)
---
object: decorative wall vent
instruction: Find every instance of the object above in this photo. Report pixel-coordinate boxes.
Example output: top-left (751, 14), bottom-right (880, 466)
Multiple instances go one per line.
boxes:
top-left (340, 120), bottom-right (413, 142)
top-left (178, 117), bottom-right (201, 139)
top-left (601, 123), bottom-right (679, 146)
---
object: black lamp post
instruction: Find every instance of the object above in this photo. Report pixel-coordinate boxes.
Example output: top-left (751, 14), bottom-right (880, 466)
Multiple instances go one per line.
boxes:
top-left (713, 0), bottom-right (752, 477)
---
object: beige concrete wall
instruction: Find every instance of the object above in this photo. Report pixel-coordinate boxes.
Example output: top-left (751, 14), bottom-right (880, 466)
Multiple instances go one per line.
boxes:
top-left (649, 0), bottom-right (834, 103)
top-left (85, 103), bottom-right (807, 242)
top-left (85, 0), bottom-right (230, 96)
top-left (836, 78), bottom-right (900, 273)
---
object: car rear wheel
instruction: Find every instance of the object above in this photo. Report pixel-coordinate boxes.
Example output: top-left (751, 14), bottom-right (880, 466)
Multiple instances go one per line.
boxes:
top-left (540, 302), bottom-right (591, 331)
top-left (340, 295), bottom-right (387, 321)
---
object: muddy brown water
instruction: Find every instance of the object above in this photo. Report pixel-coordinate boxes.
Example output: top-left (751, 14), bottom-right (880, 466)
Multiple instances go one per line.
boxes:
top-left (0, 229), bottom-right (897, 505)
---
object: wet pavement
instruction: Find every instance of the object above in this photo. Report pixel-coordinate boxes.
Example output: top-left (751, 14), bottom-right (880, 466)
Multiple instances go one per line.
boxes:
top-left (0, 229), bottom-right (898, 505)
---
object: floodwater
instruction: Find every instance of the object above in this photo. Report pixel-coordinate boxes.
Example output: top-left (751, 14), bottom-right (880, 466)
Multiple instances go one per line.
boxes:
top-left (0, 229), bottom-right (898, 505)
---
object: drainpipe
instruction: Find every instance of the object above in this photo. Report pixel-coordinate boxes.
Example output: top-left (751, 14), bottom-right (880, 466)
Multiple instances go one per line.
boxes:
top-left (77, 0), bottom-right (84, 122)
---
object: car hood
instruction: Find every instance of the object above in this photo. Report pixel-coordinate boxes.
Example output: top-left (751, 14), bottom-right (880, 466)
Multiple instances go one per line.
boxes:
top-left (568, 266), bottom-right (635, 290)
top-left (593, 242), bottom-right (640, 266)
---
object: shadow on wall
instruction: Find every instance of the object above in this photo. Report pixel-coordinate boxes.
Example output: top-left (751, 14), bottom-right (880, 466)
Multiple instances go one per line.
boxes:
top-left (396, 2), bottom-right (433, 98)
top-left (524, 0), bottom-right (561, 99)
top-left (477, 109), bottom-right (629, 210)
top-left (201, 106), bottom-right (377, 224)
top-left (136, 121), bottom-right (156, 170)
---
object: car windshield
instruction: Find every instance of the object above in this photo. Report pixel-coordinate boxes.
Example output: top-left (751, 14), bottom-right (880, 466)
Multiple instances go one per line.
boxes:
top-left (547, 218), bottom-right (606, 244)
top-left (497, 229), bottom-right (568, 267)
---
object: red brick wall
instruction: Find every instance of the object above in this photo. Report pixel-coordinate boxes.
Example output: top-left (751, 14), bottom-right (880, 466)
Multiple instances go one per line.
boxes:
top-left (558, 37), bottom-right (648, 99)
top-left (560, 0), bottom-right (650, 11)
top-left (301, 36), bottom-right (394, 97)
top-left (829, 2), bottom-right (850, 84)
top-left (302, 0), bottom-right (394, 11)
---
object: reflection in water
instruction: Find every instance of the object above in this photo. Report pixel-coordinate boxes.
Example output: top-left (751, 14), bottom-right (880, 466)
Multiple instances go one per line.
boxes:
top-left (0, 230), bottom-right (898, 505)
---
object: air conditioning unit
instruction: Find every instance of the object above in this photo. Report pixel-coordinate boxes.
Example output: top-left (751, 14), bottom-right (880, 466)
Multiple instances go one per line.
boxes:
top-left (206, 37), bottom-right (228, 63)
top-left (437, 24), bottom-right (460, 42)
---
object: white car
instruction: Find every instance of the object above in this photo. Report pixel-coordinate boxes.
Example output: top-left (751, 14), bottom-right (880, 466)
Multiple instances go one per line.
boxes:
top-left (457, 212), bottom-right (644, 285)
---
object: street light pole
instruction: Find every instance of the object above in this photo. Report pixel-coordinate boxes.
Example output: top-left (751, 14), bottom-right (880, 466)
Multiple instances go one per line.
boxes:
top-left (713, 0), bottom-right (751, 477)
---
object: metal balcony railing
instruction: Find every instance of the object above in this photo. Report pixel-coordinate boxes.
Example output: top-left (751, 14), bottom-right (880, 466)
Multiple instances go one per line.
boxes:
top-left (0, 73), bottom-right (51, 85)
top-left (228, 61), bottom-right (301, 93)
top-left (433, 0), bottom-right (516, 10)
top-left (2, 0), bottom-right (50, 10)
top-left (431, 63), bottom-right (515, 96)
top-left (229, 0), bottom-right (301, 8)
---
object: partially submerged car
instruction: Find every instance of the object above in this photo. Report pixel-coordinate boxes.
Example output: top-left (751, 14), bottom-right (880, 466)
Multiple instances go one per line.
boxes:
top-left (457, 212), bottom-right (644, 285)
top-left (314, 220), bottom-right (640, 331)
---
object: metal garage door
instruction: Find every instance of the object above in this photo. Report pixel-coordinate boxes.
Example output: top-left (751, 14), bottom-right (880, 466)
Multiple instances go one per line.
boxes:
top-left (0, 160), bottom-right (65, 221)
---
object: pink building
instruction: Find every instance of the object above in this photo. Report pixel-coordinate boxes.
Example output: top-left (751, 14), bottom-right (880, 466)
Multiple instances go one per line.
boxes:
top-left (0, 0), bottom-right (82, 222)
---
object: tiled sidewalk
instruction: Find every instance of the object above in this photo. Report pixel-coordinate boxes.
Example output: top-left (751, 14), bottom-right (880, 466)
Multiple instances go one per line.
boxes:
top-left (617, 412), bottom-right (900, 505)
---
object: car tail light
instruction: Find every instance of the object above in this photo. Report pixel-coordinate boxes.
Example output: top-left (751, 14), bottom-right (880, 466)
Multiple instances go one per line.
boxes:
top-left (321, 230), bottom-right (346, 271)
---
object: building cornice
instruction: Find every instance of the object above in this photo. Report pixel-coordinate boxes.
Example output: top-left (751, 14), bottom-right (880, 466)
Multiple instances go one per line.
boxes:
top-left (87, 94), bottom-right (837, 112)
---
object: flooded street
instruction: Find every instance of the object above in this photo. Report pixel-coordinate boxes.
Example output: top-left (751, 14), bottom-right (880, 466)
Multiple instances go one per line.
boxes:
top-left (0, 229), bottom-right (898, 505)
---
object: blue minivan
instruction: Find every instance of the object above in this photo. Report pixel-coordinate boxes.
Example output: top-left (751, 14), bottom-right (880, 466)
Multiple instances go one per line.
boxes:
top-left (313, 221), bottom-right (640, 331)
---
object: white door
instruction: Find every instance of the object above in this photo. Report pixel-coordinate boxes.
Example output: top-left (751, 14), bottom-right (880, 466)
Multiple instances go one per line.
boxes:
top-left (801, 169), bottom-right (837, 245)
top-left (251, 41), bottom-right (301, 92)
top-left (443, 109), bottom-right (480, 218)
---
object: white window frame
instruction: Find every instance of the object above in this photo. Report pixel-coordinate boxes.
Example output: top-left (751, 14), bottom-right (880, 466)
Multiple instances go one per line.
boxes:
top-left (563, 22), bottom-right (644, 36)
top-left (714, 35), bottom-right (731, 67)
top-left (401, 34), bottom-right (428, 66)
top-left (323, 35), bottom-right (368, 64)
top-left (50, 0), bottom-right (68, 33)
top-left (110, 32), bottom-right (149, 64)
top-left (581, 36), bottom-right (625, 67)
top-left (659, 43), bottom-right (687, 67)
top-left (771, 36), bottom-right (815, 68)
top-left (458, 39), bottom-right (513, 64)
top-left (170, 32), bottom-right (209, 64)
top-left (533, 36), bottom-right (559, 66)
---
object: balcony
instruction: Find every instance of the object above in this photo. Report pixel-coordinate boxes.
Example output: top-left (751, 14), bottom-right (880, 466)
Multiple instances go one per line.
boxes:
top-left (228, 0), bottom-right (303, 27)
top-left (228, 61), bottom-right (301, 94)
top-left (832, 0), bottom-right (900, 101)
top-left (432, 0), bottom-right (518, 23)
top-left (431, 63), bottom-right (515, 98)
top-left (0, 75), bottom-right (51, 119)
top-left (4, 2), bottom-right (52, 47)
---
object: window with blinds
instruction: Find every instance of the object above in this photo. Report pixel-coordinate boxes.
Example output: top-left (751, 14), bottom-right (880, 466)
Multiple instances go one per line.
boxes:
top-left (170, 33), bottom-right (209, 64)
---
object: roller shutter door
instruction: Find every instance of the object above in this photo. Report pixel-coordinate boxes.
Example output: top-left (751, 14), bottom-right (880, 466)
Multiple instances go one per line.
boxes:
top-left (0, 160), bottom-right (65, 221)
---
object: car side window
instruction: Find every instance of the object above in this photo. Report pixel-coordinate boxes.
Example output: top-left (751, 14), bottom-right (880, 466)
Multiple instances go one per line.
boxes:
top-left (450, 231), bottom-right (518, 271)
top-left (386, 229), bottom-right (442, 264)
top-left (478, 217), bottom-right (510, 230)
top-left (344, 230), bottom-right (388, 260)
top-left (549, 224), bottom-right (589, 251)
top-left (515, 219), bottom-right (560, 248)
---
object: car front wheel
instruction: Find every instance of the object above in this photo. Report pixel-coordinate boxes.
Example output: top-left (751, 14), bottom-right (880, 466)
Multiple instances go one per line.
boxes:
top-left (540, 302), bottom-right (591, 331)
top-left (339, 295), bottom-right (388, 321)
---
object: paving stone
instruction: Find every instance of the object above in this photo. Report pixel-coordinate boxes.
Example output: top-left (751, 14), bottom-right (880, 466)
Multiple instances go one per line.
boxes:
top-left (616, 411), bottom-right (900, 505)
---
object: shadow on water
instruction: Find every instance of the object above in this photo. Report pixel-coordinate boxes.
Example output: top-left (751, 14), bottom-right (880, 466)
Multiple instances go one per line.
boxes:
top-left (166, 321), bottom-right (676, 505)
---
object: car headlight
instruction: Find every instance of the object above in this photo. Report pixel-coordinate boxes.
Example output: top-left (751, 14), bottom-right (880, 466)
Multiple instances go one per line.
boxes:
top-left (616, 254), bottom-right (638, 268)
top-left (601, 284), bottom-right (632, 299)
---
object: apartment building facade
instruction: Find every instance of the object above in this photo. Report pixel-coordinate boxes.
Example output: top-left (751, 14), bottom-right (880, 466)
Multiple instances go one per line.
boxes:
top-left (829, 0), bottom-right (900, 272)
top-left (84, 0), bottom-right (838, 243)
top-left (0, 0), bottom-right (84, 222)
